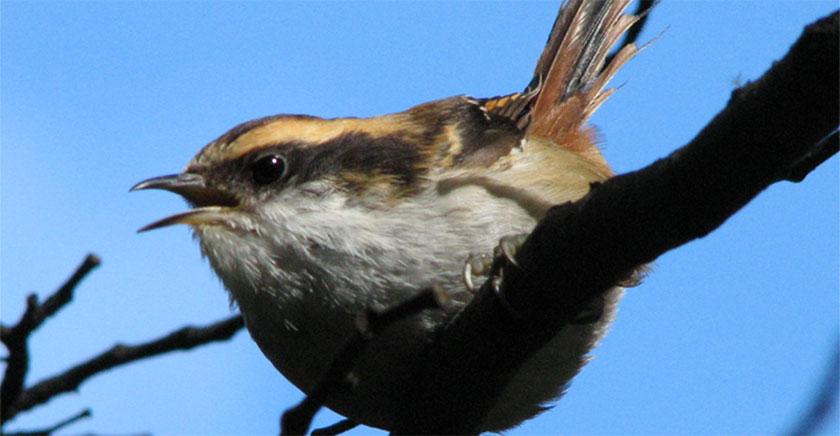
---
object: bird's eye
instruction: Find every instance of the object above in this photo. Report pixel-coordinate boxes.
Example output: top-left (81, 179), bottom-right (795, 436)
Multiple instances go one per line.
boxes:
top-left (251, 154), bottom-right (286, 186)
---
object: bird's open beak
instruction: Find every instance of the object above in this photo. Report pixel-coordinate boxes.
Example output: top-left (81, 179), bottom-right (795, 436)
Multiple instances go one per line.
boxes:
top-left (131, 173), bottom-right (239, 232)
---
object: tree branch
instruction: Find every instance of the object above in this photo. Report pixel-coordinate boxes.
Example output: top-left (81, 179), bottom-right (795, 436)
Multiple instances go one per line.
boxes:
top-left (392, 11), bottom-right (839, 434)
top-left (3, 314), bottom-right (243, 423)
top-left (3, 408), bottom-right (92, 436)
top-left (786, 130), bottom-right (839, 183)
top-left (1, 254), bottom-right (101, 425)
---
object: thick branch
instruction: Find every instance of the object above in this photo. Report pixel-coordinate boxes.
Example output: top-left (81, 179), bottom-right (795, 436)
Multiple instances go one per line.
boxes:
top-left (4, 315), bottom-right (244, 422)
top-left (393, 12), bottom-right (838, 433)
top-left (1, 255), bottom-right (100, 424)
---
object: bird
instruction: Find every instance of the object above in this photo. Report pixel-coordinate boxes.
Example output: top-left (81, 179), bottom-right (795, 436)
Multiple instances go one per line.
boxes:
top-left (133, 0), bottom-right (643, 431)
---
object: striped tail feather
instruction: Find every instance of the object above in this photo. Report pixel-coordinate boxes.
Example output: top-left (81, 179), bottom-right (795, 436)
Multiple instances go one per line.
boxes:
top-left (483, 0), bottom-right (641, 154)
top-left (528, 0), bottom-right (640, 146)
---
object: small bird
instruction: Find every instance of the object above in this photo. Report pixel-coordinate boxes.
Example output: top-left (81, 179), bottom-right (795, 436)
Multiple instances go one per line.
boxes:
top-left (133, 0), bottom-right (641, 431)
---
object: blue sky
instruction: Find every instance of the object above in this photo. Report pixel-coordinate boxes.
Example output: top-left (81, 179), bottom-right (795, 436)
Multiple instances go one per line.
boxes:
top-left (2, 1), bottom-right (837, 435)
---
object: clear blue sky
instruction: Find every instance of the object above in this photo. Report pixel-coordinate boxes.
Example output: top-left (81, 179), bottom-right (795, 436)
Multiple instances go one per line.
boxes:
top-left (2, 1), bottom-right (837, 435)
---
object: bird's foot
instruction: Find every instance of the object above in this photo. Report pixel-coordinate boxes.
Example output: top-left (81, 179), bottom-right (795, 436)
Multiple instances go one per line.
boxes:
top-left (463, 253), bottom-right (494, 294)
top-left (462, 233), bottom-right (529, 294)
top-left (493, 233), bottom-right (529, 268)
top-left (462, 233), bottom-right (530, 319)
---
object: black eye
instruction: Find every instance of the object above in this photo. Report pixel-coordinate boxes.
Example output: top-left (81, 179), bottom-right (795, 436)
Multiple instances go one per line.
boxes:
top-left (251, 154), bottom-right (286, 186)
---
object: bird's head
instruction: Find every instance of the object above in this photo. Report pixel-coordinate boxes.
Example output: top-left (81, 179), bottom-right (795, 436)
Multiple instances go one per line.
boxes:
top-left (130, 105), bottom-right (461, 236)
top-left (132, 96), bottom-right (527, 239)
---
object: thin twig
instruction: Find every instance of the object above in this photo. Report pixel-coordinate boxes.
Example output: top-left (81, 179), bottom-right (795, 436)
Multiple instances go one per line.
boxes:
top-left (4, 315), bottom-right (244, 422)
top-left (3, 408), bottom-right (92, 436)
top-left (37, 255), bottom-right (102, 327)
top-left (280, 286), bottom-right (448, 436)
top-left (1, 254), bottom-right (101, 424)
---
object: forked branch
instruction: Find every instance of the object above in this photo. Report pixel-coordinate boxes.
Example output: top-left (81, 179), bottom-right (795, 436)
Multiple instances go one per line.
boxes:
top-left (1, 254), bottom-right (101, 425)
top-left (1, 255), bottom-right (246, 430)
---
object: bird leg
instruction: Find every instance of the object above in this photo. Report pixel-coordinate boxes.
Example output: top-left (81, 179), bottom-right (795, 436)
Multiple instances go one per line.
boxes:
top-left (463, 233), bottom-right (605, 324)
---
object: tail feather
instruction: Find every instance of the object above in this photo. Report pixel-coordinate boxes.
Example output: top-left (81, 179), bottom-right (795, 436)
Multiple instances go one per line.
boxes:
top-left (480, 0), bottom-right (642, 152)
top-left (528, 0), bottom-right (639, 147)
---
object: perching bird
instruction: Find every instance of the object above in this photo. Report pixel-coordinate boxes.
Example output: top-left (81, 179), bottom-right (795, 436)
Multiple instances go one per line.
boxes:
top-left (133, 0), bottom-right (643, 431)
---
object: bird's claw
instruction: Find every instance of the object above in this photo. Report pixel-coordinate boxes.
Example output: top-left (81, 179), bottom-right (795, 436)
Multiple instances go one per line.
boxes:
top-left (493, 233), bottom-right (529, 268)
top-left (462, 233), bottom-right (529, 319)
top-left (462, 233), bottom-right (528, 294)
top-left (463, 253), bottom-right (494, 294)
